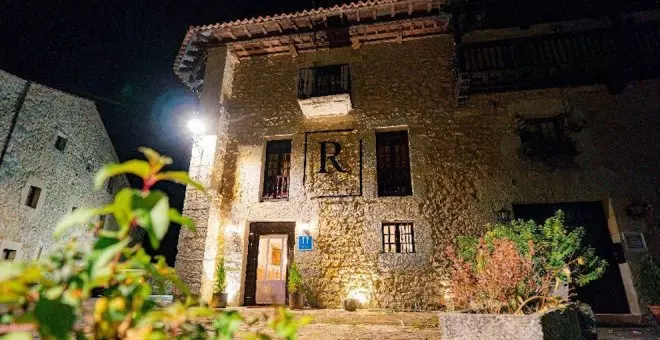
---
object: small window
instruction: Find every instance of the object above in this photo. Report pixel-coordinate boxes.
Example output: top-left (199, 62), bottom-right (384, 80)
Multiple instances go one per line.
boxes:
top-left (376, 130), bottom-right (412, 196)
top-left (3, 248), bottom-right (17, 261)
top-left (262, 140), bottom-right (291, 200)
top-left (72, 206), bottom-right (78, 213)
top-left (86, 161), bottom-right (93, 172)
top-left (517, 115), bottom-right (576, 161)
top-left (55, 135), bottom-right (67, 151)
top-left (382, 222), bottom-right (415, 253)
top-left (25, 186), bottom-right (42, 208)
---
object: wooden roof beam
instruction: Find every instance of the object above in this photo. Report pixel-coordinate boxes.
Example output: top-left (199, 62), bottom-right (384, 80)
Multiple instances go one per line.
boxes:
top-left (275, 21), bottom-right (283, 33)
top-left (243, 27), bottom-right (252, 38)
top-left (290, 18), bottom-right (299, 31)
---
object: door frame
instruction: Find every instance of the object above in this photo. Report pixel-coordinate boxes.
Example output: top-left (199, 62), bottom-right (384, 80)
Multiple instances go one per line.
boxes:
top-left (244, 222), bottom-right (295, 306)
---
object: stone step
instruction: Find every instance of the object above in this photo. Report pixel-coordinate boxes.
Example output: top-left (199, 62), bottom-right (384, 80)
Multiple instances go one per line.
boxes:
top-left (227, 307), bottom-right (440, 328)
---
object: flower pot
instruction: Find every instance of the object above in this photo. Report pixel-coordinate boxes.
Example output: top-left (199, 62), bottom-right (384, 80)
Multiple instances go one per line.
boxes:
top-left (288, 292), bottom-right (303, 310)
top-left (649, 305), bottom-right (660, 322)
top-left (211, 293), bottom-right (228, 308)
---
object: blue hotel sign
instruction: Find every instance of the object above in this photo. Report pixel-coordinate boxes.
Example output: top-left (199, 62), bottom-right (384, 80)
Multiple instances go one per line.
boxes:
top-left (298, 236), bottom-right (313, 251)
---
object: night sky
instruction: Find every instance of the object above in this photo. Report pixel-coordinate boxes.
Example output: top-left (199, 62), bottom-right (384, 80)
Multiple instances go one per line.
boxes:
top-left (0, 0), bottom-right (319, 263)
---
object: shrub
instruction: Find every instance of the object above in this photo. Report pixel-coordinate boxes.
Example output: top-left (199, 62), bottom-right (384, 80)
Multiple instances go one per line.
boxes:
top-left (0, 148), bottom-right (309, 339)
top-left (447, 211), bottom-right (607, 314)
top-left (287, 261), bottom-right (303, 294)
top-left (214, 258), bottom-right (227, 295)
top-left (639, 257), bottom-right (660, 305)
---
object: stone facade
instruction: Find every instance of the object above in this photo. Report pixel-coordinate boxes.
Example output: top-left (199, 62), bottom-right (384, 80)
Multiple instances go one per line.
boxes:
top-left (0, 69), bottom-right (128, 260)
top-left (174, 16), bottom-right (659, 312)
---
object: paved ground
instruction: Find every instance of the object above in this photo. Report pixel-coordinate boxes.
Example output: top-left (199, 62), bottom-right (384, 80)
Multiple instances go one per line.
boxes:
top-left (230, 308), bottom-right (660, 339)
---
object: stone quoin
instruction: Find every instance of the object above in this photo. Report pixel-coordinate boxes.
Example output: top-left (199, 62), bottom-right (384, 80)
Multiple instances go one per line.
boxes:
top-left (171, 0), bottom-right (660, 316)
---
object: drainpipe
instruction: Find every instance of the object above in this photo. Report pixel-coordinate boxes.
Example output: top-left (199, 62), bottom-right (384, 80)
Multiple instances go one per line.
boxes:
top-left (0, 81), bottom-right (30, 170)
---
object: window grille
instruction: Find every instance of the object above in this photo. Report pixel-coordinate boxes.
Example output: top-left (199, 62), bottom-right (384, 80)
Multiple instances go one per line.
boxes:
top-left (3, 249), bottom-right (16, 261)
top-left (382, 222), bottom-right (415, 253)
top-left (298, 64), bottom-right (351, 99)
top-left (262, 140), bottom-right (291, 200)
top-left (376, 130), bottom-right (412, 196)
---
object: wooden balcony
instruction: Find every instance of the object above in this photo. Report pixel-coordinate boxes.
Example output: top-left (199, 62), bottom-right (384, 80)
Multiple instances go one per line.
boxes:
top-left (455, 21), bottom-right (660, 100)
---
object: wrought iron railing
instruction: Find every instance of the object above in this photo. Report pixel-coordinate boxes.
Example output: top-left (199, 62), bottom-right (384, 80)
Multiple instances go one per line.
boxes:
top-left (297, 64), bottom-right (351, 99)
top-left (263, 175), bottom-right (289, 200)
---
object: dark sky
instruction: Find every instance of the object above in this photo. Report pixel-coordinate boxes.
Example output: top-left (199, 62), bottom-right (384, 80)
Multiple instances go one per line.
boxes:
top-left (0, 0), bottom-right (318, 263)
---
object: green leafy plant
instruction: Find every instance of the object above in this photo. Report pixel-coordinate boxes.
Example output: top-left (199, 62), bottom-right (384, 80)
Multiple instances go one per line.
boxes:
top-left (639, 257), bottom-right (660, 305)
top-left (214, 258), bottom-right (227, 295)
top-left (287, 261), bottom-right (303, 294)
top-left (0, 148), bottom-right (308, 339)
top-left (447, 211), bottom-right (607, 314)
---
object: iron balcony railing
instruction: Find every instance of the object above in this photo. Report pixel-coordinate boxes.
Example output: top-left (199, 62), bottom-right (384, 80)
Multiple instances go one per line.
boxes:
top-left (297, 64), bottom-right (351, 99)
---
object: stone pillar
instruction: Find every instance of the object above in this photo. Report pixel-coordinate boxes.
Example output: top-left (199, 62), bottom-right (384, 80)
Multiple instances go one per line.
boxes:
top-left (175, 46), bottom-right (238, 302)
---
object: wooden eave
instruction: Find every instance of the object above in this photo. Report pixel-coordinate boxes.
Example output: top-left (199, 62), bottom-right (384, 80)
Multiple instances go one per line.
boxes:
top-left (174, 0), bottom-right (448, 91)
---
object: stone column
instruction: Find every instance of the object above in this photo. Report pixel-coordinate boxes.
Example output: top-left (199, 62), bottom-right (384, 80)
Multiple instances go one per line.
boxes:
top-left (175, 46), bottom-right (238, 302)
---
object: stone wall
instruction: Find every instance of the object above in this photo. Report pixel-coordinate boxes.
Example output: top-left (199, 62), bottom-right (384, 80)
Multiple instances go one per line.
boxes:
top-left (0, 70), bottom-right (129, 260)
top-left (177, 35), bottom-right (660, 310)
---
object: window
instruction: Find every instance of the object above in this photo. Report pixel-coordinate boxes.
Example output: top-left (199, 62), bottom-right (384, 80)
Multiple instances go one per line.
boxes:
top-left (298, 64), bottom-right (351, 99)
top-left (262, 140), bottom-right (291, 200)
top-left (55, 135), bottom-right (67, 151)
top-left (517, 115), bottom-right (576, 161)
top-left (72, 206), bottom-right (78, 213)
top-left (86, 161), bottom-right (93, 172)
top-left (382, 222), bottom-right (415, 253)
top-left (376, 130), bottom-right (412, 196)
top-left (25, 186), bottom-right (42, 208)
top-left (3, 248), bottom-right (17, 261)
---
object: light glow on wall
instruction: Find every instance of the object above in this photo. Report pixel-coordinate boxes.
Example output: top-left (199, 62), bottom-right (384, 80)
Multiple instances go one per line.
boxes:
top-left (348, 288), bottom-right (369, 304)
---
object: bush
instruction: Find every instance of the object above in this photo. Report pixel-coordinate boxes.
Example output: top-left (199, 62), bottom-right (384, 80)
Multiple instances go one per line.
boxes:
top-left (0, 148), bottom-right (309, 339)
top-left (287, 261), bottom-right (303, 294)
top-left (639, 257), bottom-right (660, 305)
top-left (447, 211), bottom-right (607, 314)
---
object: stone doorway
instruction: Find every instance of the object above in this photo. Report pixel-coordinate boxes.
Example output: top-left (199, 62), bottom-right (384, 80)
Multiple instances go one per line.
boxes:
top-left (512, 202), bottom-right (630, 314)
top-left (244, 222), bottom-right (295, 306)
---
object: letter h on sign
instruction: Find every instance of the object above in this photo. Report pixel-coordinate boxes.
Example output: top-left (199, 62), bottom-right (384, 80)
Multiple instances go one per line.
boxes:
top-left (298, 235), bottom-right (313, 251)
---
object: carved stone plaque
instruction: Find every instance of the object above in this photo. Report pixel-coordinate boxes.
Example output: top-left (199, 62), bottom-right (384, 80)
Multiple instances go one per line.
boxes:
top-left (304, 130), bottom-right (362, 198)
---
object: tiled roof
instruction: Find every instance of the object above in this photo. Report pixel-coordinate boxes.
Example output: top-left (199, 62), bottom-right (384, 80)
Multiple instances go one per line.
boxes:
top-left (174, 0), bottom-right (447, 92)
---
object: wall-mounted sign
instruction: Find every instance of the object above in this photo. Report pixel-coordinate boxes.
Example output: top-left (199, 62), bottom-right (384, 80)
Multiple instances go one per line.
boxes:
top-left (298, 235), bottom-right (313, 251)
top-left (304, 129), bottom-right (362, 198)
top-left (622, 232), bottom-right (647, 252)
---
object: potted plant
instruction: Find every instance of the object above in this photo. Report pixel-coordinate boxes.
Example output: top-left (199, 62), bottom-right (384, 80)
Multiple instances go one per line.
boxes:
top-left (212, 258), bottom-right (228, 308)
top-left (288, 261), bottom-right (303, 310)
top-left (639, 257), bottom-right (660, 321)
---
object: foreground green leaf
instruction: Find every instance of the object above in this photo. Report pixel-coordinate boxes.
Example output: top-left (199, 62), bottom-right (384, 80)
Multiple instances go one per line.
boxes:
top-left (94, 160), bottom-right (151, 189)
top-left (155, 171), bottom-right (204, 190)
top-left (34, 298), bottom-right (75, 339)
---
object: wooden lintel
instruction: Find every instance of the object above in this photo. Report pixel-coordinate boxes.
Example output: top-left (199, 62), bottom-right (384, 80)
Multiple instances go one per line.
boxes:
top-left (275, 21), bottom-right (283, 33)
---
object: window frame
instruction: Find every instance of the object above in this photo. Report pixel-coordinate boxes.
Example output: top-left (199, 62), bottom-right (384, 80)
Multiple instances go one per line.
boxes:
top-left (375, 130), bottom-right (413, 197)
top-left (261, 139), bottom-right (292, 201)
top-left (381, 222), bottom-right (415, 254)
top-left (25, 186), bottom-right (42, 209)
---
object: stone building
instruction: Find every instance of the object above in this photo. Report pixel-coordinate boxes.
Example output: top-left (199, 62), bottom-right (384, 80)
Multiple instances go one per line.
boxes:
top-left (0, 69), bottom-right (128, 261)
top-left (172, 0), bottom-right (660, 317)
